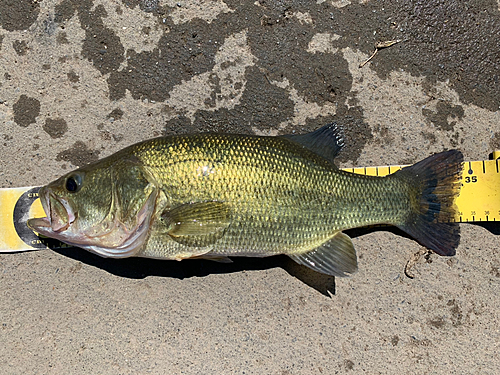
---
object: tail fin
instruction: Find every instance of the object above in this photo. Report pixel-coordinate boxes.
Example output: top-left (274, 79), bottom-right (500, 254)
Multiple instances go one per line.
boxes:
top-left (394, 150), bottom-right (464, 256)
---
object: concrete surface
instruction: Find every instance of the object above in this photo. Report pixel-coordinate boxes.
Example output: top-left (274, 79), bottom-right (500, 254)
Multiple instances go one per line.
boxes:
top-left (1, 0), bottom-right (499, 373)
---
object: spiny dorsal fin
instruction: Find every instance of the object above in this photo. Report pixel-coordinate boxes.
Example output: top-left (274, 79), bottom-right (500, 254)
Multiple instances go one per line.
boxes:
top-left (288, 231), bottom-right (357, 277)
top-left (281, 122), bottom-right (345, 163)
top-left (161, 201), bottom-right (232, 247)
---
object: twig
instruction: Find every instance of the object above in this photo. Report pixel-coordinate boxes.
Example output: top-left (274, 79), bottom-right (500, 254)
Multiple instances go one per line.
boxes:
top-left (404, 248), bottom-right (427, 279)
top-left (359, 39), bottom-right (402, 68)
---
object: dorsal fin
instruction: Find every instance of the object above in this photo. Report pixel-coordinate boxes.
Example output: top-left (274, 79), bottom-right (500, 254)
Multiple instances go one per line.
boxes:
top-left (281, 122), bottom-right (345, 163)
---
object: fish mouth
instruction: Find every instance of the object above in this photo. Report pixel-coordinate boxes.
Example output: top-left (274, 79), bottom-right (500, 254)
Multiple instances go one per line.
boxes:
top-left (27, 188), bottom-right (76, 235)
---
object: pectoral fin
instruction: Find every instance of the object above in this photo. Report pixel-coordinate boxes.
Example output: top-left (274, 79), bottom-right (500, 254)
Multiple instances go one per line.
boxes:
top-left (161, 201), bottom-right (232, 247)
top-left (289, 232), bottom-right (357, 277)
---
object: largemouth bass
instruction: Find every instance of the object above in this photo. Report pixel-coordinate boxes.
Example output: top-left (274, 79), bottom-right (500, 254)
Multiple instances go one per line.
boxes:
top-left (27, 124), bottom-right (463, 277)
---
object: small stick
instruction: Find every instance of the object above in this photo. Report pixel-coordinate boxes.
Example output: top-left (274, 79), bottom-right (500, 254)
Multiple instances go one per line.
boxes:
top-left (404, 248), bottom-right (427, 279)
top-left (359, 40), bottom-right (402, 68)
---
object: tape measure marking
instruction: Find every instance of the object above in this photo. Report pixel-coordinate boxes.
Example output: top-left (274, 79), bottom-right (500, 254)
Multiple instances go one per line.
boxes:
top-left (13, 187), bottom-right (46, 249)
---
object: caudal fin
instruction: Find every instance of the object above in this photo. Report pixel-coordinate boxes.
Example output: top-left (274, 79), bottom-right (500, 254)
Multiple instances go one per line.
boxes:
top-left (394, 150), bottom-right (464, 256)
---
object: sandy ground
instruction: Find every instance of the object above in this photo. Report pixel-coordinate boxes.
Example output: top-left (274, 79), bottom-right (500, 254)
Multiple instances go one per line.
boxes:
top-left (1, 0), bottom-right (499, 374)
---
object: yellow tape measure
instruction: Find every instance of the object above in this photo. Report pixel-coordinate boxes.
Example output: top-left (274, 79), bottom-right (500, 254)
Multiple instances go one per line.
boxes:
top-left (1, 152), bottom-right (499, 252)
top-left (342, 152), bottom-right (500, 223)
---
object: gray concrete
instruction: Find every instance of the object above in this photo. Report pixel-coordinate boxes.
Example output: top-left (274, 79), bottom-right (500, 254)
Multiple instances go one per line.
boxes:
top-left (1, 0), bottom-right (499, 373)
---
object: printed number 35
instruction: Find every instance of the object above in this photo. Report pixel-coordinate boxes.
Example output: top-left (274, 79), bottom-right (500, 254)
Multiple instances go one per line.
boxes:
top-left (465, 176), bottom-right (477, 183)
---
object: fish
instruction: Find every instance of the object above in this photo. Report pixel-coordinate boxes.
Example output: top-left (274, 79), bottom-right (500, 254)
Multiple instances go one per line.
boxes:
top-left (27, 123), bottom-right (464, 277)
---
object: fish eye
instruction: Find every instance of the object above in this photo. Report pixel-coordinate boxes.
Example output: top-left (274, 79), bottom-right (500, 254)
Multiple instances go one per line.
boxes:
top-left (65, 173), bottom-right (83, 193)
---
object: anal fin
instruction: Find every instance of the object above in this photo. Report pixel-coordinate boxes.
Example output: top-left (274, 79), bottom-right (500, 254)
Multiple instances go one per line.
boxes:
top-left (289, 232), bottom-right (357, 277)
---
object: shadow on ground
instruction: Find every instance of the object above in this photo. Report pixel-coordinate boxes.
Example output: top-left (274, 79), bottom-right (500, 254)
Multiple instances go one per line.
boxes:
top-left (43, 222), bottom-right (499, 296)
top-left (49, 245), bottom-right (337, 296)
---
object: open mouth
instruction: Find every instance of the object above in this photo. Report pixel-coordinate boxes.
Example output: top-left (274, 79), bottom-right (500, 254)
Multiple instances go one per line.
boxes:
top-left (27, 188), bottom-right (76, 234)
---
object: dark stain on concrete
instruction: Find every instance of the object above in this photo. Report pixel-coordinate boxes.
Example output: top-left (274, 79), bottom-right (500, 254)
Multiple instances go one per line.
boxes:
top-left (168, 66), bottom-right (295, 135)
top-left (372, 124), bottom-right (394, 146)
top-left (152, 1), bottom-right (375, 161)
top-left (108, 17), bottom-right (223, 101)
top-left (422, 101), bottom-right (464, 131)
top-left (56, 141), bottom-right (100, 167)
top-left (421, 131), bottom-right (437, 144)
top-left (333, 107), bottom-right (373, 164)
top-left (391, 335), bottom-right (399, 346)
top-left (67, 70), bottom-right (80, 83)
top-left (344, 359), bottom-right (354, 371)
top-left (0, 0), bottom-right (40, 31)
top-left (55, 1), bottom-right (125, 75)
top-left (447, 299), bottom-right (463, 327)
top-left (121, 0), bottom-right (159, 12)
top-left (99, 129), bottom-right (112, 141)
top-left (57, 31), bottom-right (69, 44)
top-left (80, 4), bottom-right (125, 75)
top-left (491, 131), bottom-right (500, 150)
top-left (428, 316), bottom-right (445, 329)
top-left (13, 95), bottom-right (40, 127)
top-left (244, 3), bottom-right (356, 107)
top-left (43, 118), bottom-right (68, 139)
top-left (490, 264), bottom-right (500, 278)
top-left (164, 115), bottom-right (198, 135)
top-left (107, 108), bottom-right (124, 121)
top-left (54, 0), bottom-right (76, 24)
top-left (299, 116), bottom-right (338, 137)
top-left (374, 1), bottom-right (500, 112)
top-left (45, 0), bottom-right (498, 164)
top-left (450, 131), bottom-right (460, 147)
top-left (42, 64), bottom-right (51, 70)
top-left (54, 1), bottom-right (384, 162)
top-left (12, 40), bottom-right (28, 56)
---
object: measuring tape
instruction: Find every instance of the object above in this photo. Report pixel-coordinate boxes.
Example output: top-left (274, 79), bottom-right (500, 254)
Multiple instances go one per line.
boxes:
top-left (1, 152), bottom-right (499, 252)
